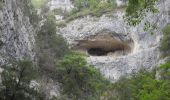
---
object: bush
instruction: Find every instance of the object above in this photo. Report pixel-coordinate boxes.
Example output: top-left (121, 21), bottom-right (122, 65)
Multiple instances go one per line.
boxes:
top-left (56, 52), bottom-right (110, 100)
top-left (112, 70), bottom-right (170, 100)
top-left (0, 0), bottom-right (3, 9)
top-left (19, 0), bottom-right (40, 27)
top-left (63, 0), bottom-right (116, 23)
top-left (0, 61), bottom-right (44, 100)
top-left (31, 0), bottom-right (46, 9)
top-left (74, 0), bottom-right (115, 11)
top-left (160, 62), bottom-right (170, 79)
top-left (55, 52), bottom-right (170, 100)
top-left (56, 21), bottom-right (67, 28)
top-left (160, 24), bottom-right (170, 57)
top-left (36, 15), bottom-right (69, 72)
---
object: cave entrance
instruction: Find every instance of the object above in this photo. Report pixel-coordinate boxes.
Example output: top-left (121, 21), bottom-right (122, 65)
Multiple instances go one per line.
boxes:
top-left (88, 48), bottom-right (108, 56)
top-left (72, 32), bottom-right (134, 57)
top-left (72, 39), bottom-right (133, 57)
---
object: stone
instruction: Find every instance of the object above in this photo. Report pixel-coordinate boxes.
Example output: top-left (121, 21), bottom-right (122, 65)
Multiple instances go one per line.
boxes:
top-left (0, 0), bottom-right (36, 66)
top-left (59, 0), bottom-right (170, 82)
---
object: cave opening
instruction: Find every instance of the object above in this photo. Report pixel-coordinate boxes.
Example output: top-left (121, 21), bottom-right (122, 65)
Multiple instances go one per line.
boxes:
top-left (72, 32), bottom-right (134, 57)
top-left (88, 48), bottom-right (108, 56)
top-left (73, 39), bottom-right (133, 56)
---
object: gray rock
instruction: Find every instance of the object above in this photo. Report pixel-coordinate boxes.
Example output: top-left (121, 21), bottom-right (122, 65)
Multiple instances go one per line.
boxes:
top-left (0, 0), bottom-right (36, 65)
top-left (59, 0), bottom-right (170, 82)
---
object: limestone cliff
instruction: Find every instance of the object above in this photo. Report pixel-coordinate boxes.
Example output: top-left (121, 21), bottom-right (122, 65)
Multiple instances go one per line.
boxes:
top-left (0, 0), bottom-right (36, 65)
top-left (59, 0), bottom-right (170, 81)
top-left (0, 0), bottom-right (169, 99)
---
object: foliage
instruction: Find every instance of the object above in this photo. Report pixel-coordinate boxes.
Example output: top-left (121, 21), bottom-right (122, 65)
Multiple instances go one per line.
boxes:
top-left (160, 24), bottom-right (170, 57)
top-left (36, 15), bottom-right (69, 72)
top-left (0, 0), bottom-right (3, 9)
top-left (74, 0), bottom-right (115, 11)
top-left (160, 62), bottom-right (170, 79)
top-left (125, 0), bottom-right (158, 26)
top-left (62, 0), bottom-right (116, 23)
top-left (113, 70), bottom-right (170, 100)
top-left (162, 24), bottom-right (170, 34)
top-left (19, 0), bottom-right (40, 27)
top-left (31, 0), bottom-right (46, 9)
top-left (0, 61), bottom-right (43, 100)
top-left (56, 52), bottom-right (110, 100)
top-left (31, 0), bottom-right (50, 15)
top-left (56, 21), bottom-right (67, 28)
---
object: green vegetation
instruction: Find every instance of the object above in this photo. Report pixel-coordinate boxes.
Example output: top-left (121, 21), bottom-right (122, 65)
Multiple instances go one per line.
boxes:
top-left (0, 0), bottom-right (3, 9)
top-left (110, 37), bottom-right (170, 100)
top-left (31, 0), bottom-right (46, 9)
top-left (55, 0), bottom-right (117, 25)
top-left (73, 0), bottom-right (116, 11)
top-left (36, 15), bottom-right (69, 72)
top-left (56, 21), bottom-right (67, 28)
top-left (1, 0), bottom-right (169, 100)
top-left (113, 70), bottom-right (170, 100)
top-left (0, 61), bottom-right (44, 100)
top-left (125, 0), bottom-right (158, 26)
top-left (160, 62), bottom-right (170, 79)
top-left (55, 52), bottom-right (170, 100)
top-left (1, 59), bottom-right (169, 100)
top-left (160, 24), bottom-right (170, 57)
top-left (20, 0), bottom-right (40, 27)
top-left (56, 52), bottom-right (110, 100)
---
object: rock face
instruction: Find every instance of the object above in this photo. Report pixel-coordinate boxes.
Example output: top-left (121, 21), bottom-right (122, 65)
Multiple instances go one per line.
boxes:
top-left (116, 0), bottom-right (128, 6)
top-left (59, 0), bottom-right (170, 81)
top-left (0, 0), bottom-right (35, 65)
top-left (48, 0), bottom-right (74, 11)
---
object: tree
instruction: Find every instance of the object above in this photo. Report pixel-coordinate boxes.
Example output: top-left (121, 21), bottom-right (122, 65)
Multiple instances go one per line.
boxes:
top-left (160, 24), bottom-right (170, 57)
top-left (19, 0), bottom-right (39, 27)
top-left (125, 0), bottom-right (158, 26)
top-left (113, 70), bottom-right (170, 100)
top-left (36, 15), bottom-right (69, 72)
top-left (0, 61), bottom-right (43, 100)
top-left (160, 62), bottom-right (170, 80)
top-left (57, 52), bottom-right (110, 100)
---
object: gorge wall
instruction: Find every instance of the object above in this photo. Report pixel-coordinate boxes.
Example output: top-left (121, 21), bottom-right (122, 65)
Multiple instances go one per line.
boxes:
top-left (0, 0), bottom-right (169, 99)
top-left (0, 0), bottom-right (169, 88)
top-left (0, 0), bottom-right (35, 66)
top-left (59, 0), bottom-right (170, 81)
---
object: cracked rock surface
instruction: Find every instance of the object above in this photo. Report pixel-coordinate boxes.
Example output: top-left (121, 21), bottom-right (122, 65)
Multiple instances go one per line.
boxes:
top-left (59, 0), bottom-right (170, 81)
top-left (0, 0), bottom-right (35, 65)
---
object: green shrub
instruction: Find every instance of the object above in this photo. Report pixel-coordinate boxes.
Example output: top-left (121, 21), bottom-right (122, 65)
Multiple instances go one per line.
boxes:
top-left (160, 62), bottom-right (170, 79)
top-left (36, 15), bottom-right (69, 72)
top-left (56, 54), bottom-right (170, 100)
top-left (112, 70), bottom-right (170, 100)
top-left (125, 0), bottom-right (158, 26)
top-left (0, 61), bottom-right (44, 100)
top-left (160, 24), bottom-right (170, 57)
top-left (56, 52), bottom-right (110, 100)
top-left (19, 0), bottom-right (40, 27)
top-left (56, 21), bottom-right (67, 28)
top-left (0, 0), bottom-right (3, 9)
top-left (63, 0), bottom-right (116, 23)
top-left (31, 0), bottom-right (46, 9)
top-left (162, 24), bottom-right (170, 34)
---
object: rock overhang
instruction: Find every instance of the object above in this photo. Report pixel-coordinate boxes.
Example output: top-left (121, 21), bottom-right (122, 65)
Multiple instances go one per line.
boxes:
top-left (72, 30), bottom-right (134, 57)
top-left (58, 0), bottom-right (170, 81)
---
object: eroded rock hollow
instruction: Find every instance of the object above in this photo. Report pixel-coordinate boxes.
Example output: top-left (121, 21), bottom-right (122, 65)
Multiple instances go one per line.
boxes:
top-left (72, 30), bottom-right (134, 57)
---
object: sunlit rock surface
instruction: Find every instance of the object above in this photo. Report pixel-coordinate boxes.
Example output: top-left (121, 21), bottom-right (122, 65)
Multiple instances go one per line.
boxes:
top-left (48, 0), bottom-right (74, 11)
top-left (0, 0), bottom-right (36, 65)
top-left (59, 0), bottom-right (170, 82)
